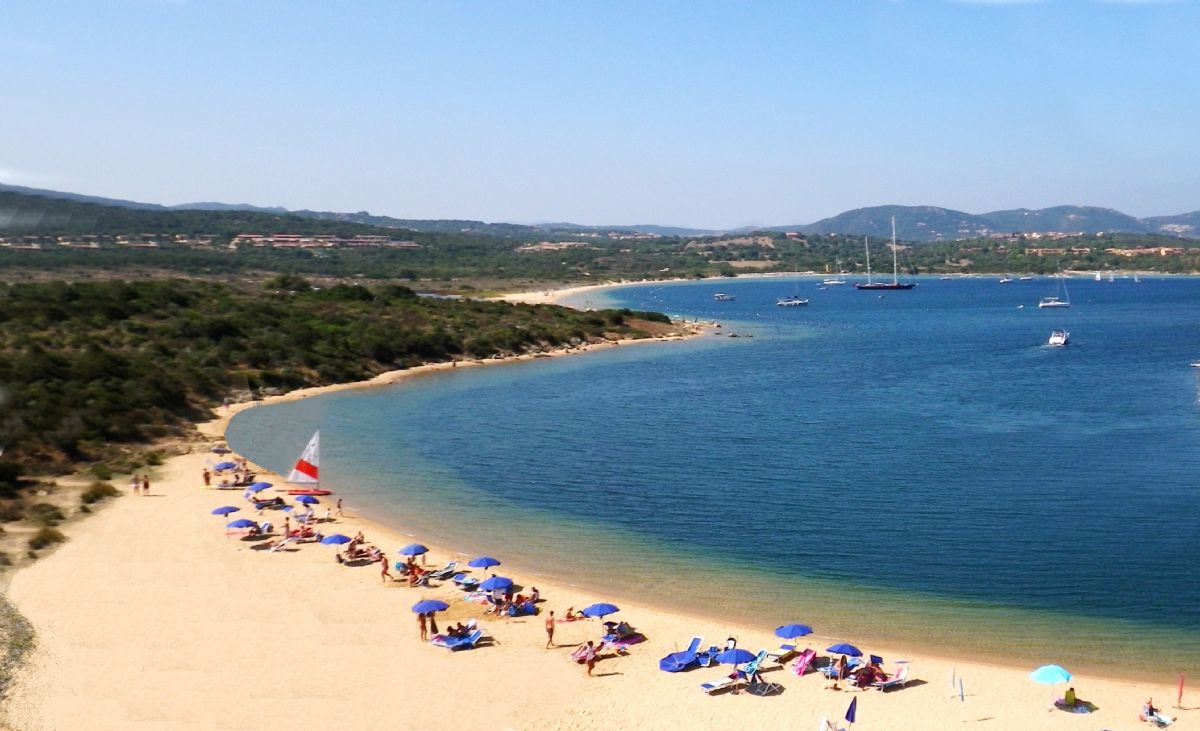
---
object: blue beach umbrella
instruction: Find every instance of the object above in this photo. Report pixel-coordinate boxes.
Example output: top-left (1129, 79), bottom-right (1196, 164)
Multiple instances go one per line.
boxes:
top-left (249, 482), bottom-right (273, 492)
top-left (581, 603), bottom-right (620, 618)
top-left (480, 576), bottom-right (514, 592)
top-left (468, 556), bottom-right (501, 570)
top-left (1029, 665), bottom-right (1072, 685)
top-left (211, 506), bottom-right (240, 516)
top-left (226, 518), bottom-right (256, 529)
top-left (398, 543), bottom-right (429, 556)
top-left (715, 647), bottom-right (756, 666)
top-left (845, 696), bottom-right (858, 727)
top-left (775, 623), bottom-right (814, 640)
top-left (213, 461), bottom-right (236, 471)
top-left (294, 494), bottom-right (320, 505)
top-left (320, 534), bottom-right (352, 545)
top-left (827, 642), bottom-right (863, 657)
top-left (412, 599), bottom-right (450, 614)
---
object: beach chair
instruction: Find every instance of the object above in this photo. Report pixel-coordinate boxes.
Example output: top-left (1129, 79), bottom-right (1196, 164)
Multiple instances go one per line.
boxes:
top-left (872, 663), bottom-right (909, 691)
top-left (766, 643), bottom-right (798, 664)
top-left (432, 629), bottom-right (483, 651)
top-left (659, 636), bottom-right (703, 672)
top-left (735, 650), bottom-right (769, 680)
top-left (427, 561), bottom-right (459, 580)
top-left (821, 656), bottom-right (863, 679)
top-left (791, 648), bottom-right (816, 676)
top-left (746, 679), bottom-right (784, 696)
top-left (696, 646), bottom-right (720, 668)
top-left (452, 573), bottom-right (480, 591)
top-left (699, 674), bottom-right (740, 695)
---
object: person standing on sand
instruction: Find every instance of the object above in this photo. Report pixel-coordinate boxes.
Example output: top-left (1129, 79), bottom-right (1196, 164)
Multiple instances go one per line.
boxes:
top-left (545, 611), bottom-right (555, 648)
top-left (584, 640), bottom-right (596, 676)
top-left (380, 555), bottom-right (393, 583)
top-left (418, 612), bottom-right (428, 641)
top-left (202, 468), bottom-right (211, 487)
top-left (142, 474), bottom-right (150, 496)
top-left (130, 475), bottom-right (140, 496)
top-left (335, 498), bottom-right (343, 518)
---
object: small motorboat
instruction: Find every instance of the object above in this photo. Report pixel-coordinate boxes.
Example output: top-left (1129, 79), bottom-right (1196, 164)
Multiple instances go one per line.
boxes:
top-left (712, 293), bottom-right (736, 301)
top-left (776, 296), bottom-right (809, 307)
top-left (1047, 329), bottom-right (1070, 347)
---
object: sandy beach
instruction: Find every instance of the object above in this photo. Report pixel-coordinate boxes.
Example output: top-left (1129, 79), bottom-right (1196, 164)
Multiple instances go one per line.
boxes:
top-left (1, 291), bottom-right (1192, 731)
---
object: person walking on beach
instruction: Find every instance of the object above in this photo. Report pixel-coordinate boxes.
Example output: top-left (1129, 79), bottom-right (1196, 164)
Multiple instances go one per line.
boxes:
top-left (545, 611), bottom-right (555, 648)
top-left (380, 555), bottom-right (393, 583)
top-left (418, 612), bottom-right (428, 641)
top-left (584, 640), bottom-right (596, 676)
top-left (202, 468), bottom-right (211, 487)
top-left (130, 474), bottom-right (140, 496)
top-left (335, 498), bottom-right (343, 518)
top-left (142, 475), bottom-right (150, 496)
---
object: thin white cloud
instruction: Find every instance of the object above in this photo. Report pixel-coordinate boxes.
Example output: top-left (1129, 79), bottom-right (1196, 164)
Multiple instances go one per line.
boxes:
top-left (0, 166), bottom-right (63, 187)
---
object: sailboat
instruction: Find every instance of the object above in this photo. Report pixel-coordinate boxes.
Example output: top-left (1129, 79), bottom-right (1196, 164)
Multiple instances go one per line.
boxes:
top-left (286, 430), bottom-right (332, 495)
top-left (1038, 275), bottom-right (1071, 309)
top-left (777, 261), bottom-right (809, 306)
top-left (855, 217), bottom-right (915, 290)
top-left (823, 259), bottom-right (846, 286)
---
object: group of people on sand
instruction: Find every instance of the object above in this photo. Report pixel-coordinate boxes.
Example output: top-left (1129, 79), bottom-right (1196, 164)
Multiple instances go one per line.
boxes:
top-left (128, 474), bottom-right (151, 496)
top-left (829, 654), bottom-right (887, 691)
top-left (337, 532), bottom-right (383, 565)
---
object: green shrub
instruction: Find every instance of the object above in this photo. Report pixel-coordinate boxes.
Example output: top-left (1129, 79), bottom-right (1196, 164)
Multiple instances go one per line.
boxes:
top-left (28, 503), bottom-right (64, 527)
top-left (78, 504), bottom-right (91, 514)
top-left (145, 451), bottom-right (163, 466)
top-left (0, 501), bottom-right (22, 522)
top-left (0, 551), bottom-right (11, 566)
top-left (91, 464), bottom-right (113, 481)
top-left (28, 527), bottom-right (65, 550)
top-left (81, 481), bottom-right (120, 504)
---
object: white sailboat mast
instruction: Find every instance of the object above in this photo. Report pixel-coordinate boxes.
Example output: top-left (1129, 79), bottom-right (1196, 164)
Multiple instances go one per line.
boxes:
top-left (891, 216), bottom-right (899, 285)
top-left (863, 236), bottom-right (872, 284)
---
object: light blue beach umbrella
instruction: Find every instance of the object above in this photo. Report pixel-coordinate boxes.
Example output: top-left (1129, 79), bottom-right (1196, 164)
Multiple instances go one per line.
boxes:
top-left (1029, 665), bottom-right (1072, 685)
top-left (411, 599), bottom-right (450, 614)
top-left (479, 575), bottom-right (514, 592)
top-left (827, 642), bottom-right (863, 658)
top-left (581, 602), bottom-right (619, 618)
top-left (468, 556), bottom-right (501, 570)
top-left (294, 494), bottom-right (320, 505)
top-left (211, 506), bottom-right (240, 516)
top-left (320, 534), bottom-right (352, 545)
top-left (213, 461), bottom-right (236, 471)
top-left (1030, 664), bottom-right (1072, 705)
top-left (398, 543), bottom-right (429, 556)
top-left (249, 482), bottom-right (273, 492)
top-left (226, 518), bottom-right (256, 529)
top-left (775, 623), bottom-right (814, 640)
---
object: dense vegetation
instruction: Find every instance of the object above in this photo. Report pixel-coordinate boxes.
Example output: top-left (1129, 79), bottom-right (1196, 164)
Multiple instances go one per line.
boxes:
top-left (0, 279), bottom-right (673, 480)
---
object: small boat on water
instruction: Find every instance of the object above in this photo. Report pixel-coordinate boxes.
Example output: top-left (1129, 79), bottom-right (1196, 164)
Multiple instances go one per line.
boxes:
top-left (1019, 276), bottom-right (1034, 281)
top-left (1039, 274), bottom-right (1071, 309)
top-left (776, 295), bottom-right (809, 307)
top-left (712, 293), bottom-right (736, 302)
top-left (1047, 329), bottom-right (1070, 347)
top-left (999, 276), bottom-right (1014, 284)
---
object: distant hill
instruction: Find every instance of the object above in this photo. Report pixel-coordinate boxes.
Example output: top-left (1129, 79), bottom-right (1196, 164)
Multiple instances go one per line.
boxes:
top-left (2, 182), bottom-right (1198, 241)
top-left (980, 206), bottom-right (1149, 235)
top-left (1144, 211), bottom-right (1200, 239)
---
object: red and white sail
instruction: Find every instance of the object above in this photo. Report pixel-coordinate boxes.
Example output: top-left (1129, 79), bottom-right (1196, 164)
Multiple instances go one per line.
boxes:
top-left (287, 430), bottom-right (320, 485)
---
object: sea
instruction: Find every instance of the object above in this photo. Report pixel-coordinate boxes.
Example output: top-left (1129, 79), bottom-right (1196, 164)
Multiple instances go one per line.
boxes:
top-left (227, 274), bottom-right (1200, 680)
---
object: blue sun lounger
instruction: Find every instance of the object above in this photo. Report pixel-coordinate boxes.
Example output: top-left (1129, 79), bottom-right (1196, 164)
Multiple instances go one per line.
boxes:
top-left (431, 629), bottom-right (483, 651)
top-left (659, 636), bottom-right (703, 672)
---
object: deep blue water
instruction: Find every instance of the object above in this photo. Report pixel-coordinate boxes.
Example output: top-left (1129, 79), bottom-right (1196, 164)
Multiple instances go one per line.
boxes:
top-left (228, 275), bottom-right (1200, 674)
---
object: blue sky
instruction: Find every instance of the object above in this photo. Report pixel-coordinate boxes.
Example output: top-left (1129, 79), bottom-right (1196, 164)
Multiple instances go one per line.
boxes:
top-left (2, 0), bottom-right (1198, 228)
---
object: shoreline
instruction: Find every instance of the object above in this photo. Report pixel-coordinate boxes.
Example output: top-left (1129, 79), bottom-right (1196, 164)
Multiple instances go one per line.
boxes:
top-left (1, 280), bottom-right (1191, 730)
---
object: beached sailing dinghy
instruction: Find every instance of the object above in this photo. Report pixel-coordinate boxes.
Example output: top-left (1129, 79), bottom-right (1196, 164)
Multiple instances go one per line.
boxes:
top-left (286, 430), bottom-right (333, 495)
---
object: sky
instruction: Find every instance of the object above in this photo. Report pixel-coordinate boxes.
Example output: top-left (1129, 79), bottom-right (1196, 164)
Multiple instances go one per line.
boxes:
top-left (2, 0), bottom-right (1198, 229)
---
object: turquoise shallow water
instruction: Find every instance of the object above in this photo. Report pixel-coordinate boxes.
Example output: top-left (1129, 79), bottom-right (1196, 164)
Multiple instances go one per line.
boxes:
top-left (228, 275), bottom-right (1200, 680)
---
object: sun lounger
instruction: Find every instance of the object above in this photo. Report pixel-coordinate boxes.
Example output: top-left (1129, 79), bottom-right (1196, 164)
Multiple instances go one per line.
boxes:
top-left (451, 573), bottom-right (480, 591)
top-left (821, 656), bottom-right (863, 678)
top-left (766, 643), bottom-right (798, 664)
top-left (735, 650), bottom-right (769, 680)
top-left (427, 561), bottom-right (459, 580)
top-left (700, 674), bottom-right (740, 695)
top-left (659, 636), bottom-right (703, 672)
top-left (431, 629), bottom-right (483, 650)
top-left (791, 648), bottom-right (816, 676)
top-left (872, 663), bottom-right (910, 691)
top-left (746, 680), bottom-right (784, 696)
top-left (696, 646), bottom-right (720, 667)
